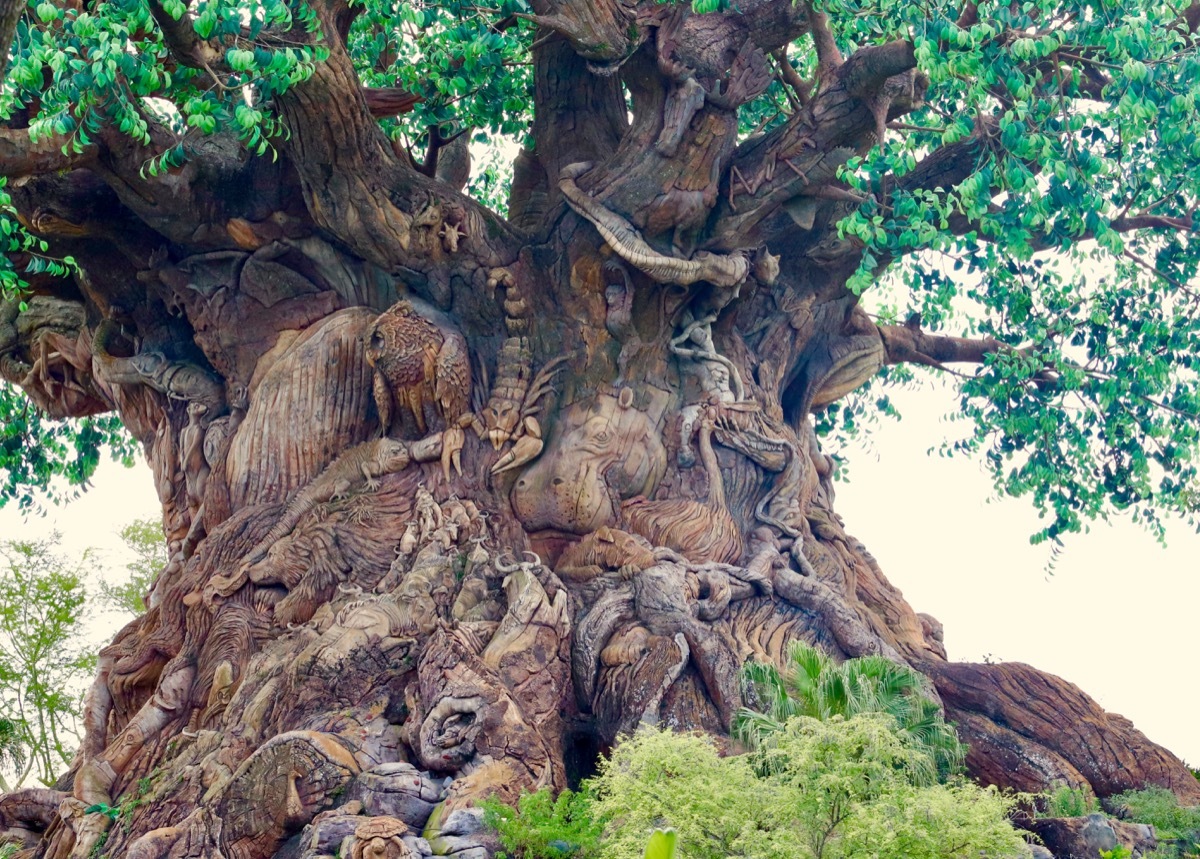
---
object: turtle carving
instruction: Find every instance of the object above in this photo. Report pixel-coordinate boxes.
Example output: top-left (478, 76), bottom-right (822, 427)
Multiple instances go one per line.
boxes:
top-left (350, 816), bottom-right (415, 859)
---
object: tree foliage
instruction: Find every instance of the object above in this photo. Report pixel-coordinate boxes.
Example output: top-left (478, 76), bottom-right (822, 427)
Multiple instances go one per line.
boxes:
top-left (1, 0), bottom-right (1199, 537)
top-left (96, 516), bottom-right (167, 616)
top-left (0, 533), bottom-right (95, 789)
top-left (481, 787), bottom-right (605, 859)
top-left (0, 382), bottom-right (137, 511)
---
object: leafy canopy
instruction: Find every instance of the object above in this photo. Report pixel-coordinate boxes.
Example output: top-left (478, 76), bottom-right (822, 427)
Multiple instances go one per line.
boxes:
top-left (0, 381), bottom-right (136, 510)
top-left (1, 0), bottom-right (1199, 539)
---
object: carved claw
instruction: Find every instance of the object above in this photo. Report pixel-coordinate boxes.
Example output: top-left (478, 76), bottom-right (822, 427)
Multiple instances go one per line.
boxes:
top-left (490, 432), bottom-right (543, 475)
top-left (442, 425), bottom-right (465, 482)
top-left (329, 478), bottom-right (353, 502)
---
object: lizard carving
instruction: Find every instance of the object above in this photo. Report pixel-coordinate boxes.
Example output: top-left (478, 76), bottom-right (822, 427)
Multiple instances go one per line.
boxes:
top-left (558, 163), bottom-right (750, 289)
top-left (204, 437), bottom-right (411, 603)
top-left (555, 526), bottom-right (660, 583)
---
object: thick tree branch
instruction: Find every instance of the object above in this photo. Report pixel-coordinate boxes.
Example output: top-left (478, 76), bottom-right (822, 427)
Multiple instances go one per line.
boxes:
top-left (0, 128), bottom-right (97, 178)
top-left (708, 42), bottom-right (925, 251)
top-left (878, 322), bottom-right (1008, 369)
top-left (841, 40), bottom-right (918, 98)
top-left (362, 87), bottom-right (421, 119)
top-left (522, 0), bottom-right (637, 63)
top-left (801, 0), bottom-right (842, 76)
top-left (512, 33), bottom-right (627, 228)
top-left (270, 4), bottom-right (522, 276)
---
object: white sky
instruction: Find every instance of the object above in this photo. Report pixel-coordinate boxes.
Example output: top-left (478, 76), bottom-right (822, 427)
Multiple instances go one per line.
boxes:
top-left (0, 378), bottom-right (1196, 767)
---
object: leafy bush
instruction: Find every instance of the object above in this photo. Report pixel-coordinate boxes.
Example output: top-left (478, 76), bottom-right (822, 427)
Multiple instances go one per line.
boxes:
top-left (586, 718), bottom-right (1030, 859)
top-left (1041, 785), bottom-right (1101, 818)
top-left (736, 641), bottom-right (965, 783)
top-left (588, 728), bottom-right (773, 859)
top-left (481, 787), bottom-right (604, 859)
top-left (1109, 787), bottom-right (1200, 856)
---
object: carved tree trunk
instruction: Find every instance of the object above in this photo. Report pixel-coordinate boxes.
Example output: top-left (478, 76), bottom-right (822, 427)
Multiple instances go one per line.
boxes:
top-left (2, 3), bottom-right (1198, 858)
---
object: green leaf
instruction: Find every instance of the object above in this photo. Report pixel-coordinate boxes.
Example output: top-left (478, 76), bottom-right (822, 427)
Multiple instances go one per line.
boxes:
top-left (644, 828), bottom-right (678, 859)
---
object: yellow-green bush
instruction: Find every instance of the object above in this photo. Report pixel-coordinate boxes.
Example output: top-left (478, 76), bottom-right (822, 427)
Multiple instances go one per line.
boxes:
top-left (585, 716), bottom-right (1030, 859)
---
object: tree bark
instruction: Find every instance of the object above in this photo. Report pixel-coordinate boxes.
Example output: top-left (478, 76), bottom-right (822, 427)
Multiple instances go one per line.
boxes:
top-left (2, 4), bottom-right (1198, 858)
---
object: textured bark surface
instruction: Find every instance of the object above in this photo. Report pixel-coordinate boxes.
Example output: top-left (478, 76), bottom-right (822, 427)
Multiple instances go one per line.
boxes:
top-left (927, 661), bottom-right (1200, 804)
top-left (2, 2), bottom-right (1197, 857)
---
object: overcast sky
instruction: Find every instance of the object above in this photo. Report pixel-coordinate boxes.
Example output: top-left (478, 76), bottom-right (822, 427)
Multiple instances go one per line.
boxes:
top-left (1, 376), bottom-right (1196, 767)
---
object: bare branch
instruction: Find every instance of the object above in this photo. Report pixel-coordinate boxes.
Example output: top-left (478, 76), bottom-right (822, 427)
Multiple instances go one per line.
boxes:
top-left (772, 47), bottom-right (812, 106)
top-left (801, 0), bottom-right (843, 75)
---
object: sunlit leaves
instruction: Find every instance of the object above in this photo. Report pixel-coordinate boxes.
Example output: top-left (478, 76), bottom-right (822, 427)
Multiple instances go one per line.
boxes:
top-left (0, 383), bottom-right (137, 511)
top-left (0, 0), bottom-right (327, 185)
top-left (347, 0), bottom-right (534, 151)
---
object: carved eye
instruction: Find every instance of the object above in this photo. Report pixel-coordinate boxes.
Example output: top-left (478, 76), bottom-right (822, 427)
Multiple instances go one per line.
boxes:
top-left (594, 430), bottom-right (611, 443)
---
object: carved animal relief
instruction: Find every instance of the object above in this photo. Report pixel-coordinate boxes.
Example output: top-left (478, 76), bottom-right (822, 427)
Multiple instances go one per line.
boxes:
top-left (2, 2), bottom-right (1196, 856)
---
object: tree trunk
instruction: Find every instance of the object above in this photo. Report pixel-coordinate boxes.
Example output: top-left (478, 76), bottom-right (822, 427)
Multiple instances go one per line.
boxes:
top-left (1, 5), bottom-right (1197, 858)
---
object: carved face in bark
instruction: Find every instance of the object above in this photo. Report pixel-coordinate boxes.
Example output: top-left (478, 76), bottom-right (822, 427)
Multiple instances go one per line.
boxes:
top-left (511, 389), bottom-right (667, 534)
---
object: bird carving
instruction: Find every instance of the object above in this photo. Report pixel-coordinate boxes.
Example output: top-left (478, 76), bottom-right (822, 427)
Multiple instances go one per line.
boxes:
top-left (364, 300), bottom-right (471, 439)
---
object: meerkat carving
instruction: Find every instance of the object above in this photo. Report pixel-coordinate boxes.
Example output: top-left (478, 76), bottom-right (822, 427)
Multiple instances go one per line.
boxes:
top-left (364, 300), bottom-right (471, 438)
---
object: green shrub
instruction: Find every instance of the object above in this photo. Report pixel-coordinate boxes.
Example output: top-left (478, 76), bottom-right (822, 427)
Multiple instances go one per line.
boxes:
top-left (588, 727), bottom-right (771, 859)
top-left (587, 719), bottom-right (1030, 859)
top-left (481, 787), bottom-right (604, 859)
top-left (736, 641), bottom-right (965, 783)
top-left (1109, 787), bottom-right (1200, 856)
top-left (1041, 785), bottom-right (1101, 818)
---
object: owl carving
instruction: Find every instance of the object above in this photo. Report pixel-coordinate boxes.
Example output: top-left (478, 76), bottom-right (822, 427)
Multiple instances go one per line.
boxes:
top-left (364, 300), bottom-right (470, 438)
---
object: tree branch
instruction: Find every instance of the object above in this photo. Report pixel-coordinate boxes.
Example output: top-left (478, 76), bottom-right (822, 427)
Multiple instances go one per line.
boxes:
top-left (144, 0), bottom-right (225, 71)
top-left (708, 41), bottom-right (925, 250)
top-left (269, 2), bottom-right (522, 275)
top-left (0, 128), bottom-right (97, 178)
top-left (878, 322), bottom-right (1008, 368)
top-left (841, 40), bottom-right (918, 98)
top-left (362, 87), bottom-right (422, 119)
top-left (521, 0), bottom-right (637, 63)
